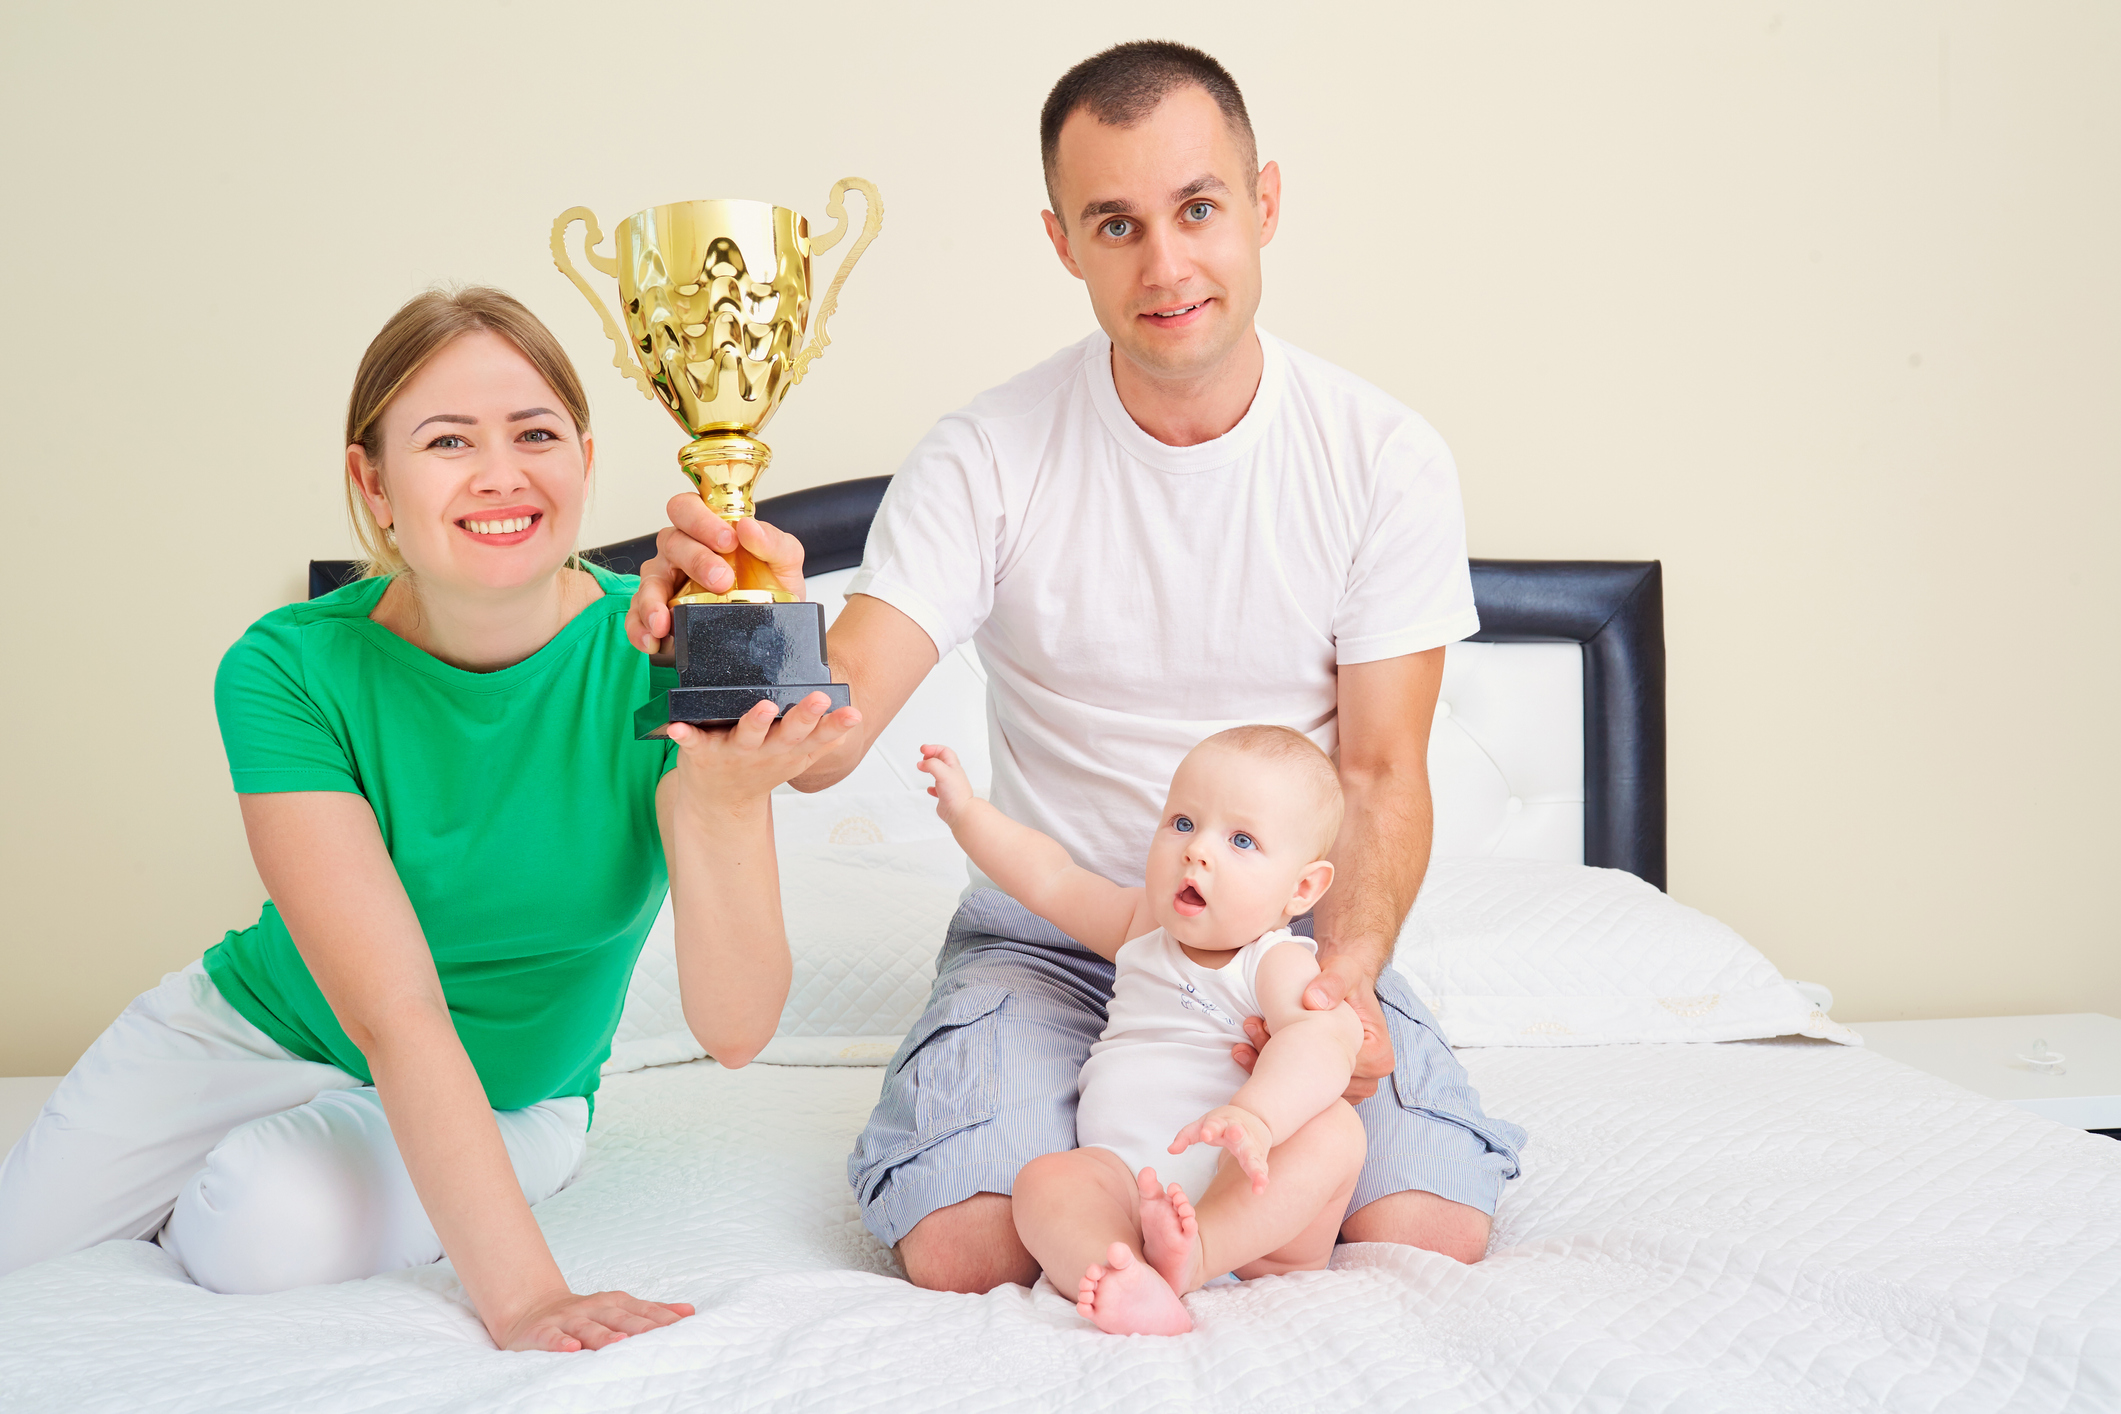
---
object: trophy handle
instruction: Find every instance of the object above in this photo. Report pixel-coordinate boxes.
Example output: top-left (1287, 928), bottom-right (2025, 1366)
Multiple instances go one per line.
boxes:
top-left (790, 177), bottom-right (884, 386)
top-left (550, 207), bottom-right (658, 403)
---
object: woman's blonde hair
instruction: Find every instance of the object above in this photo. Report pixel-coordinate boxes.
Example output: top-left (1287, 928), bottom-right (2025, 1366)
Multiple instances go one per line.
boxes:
top-left (344, 286), bottom-right (592, 578)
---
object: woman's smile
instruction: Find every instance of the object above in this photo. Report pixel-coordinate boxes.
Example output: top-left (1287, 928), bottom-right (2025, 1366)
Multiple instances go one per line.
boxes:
top-left (455, 507), bottom-right (544, 546)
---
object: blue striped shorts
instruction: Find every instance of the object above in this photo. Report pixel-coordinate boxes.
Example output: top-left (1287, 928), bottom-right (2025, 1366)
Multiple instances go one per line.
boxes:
top-left (848, 890), bottom-right (1526, 1250)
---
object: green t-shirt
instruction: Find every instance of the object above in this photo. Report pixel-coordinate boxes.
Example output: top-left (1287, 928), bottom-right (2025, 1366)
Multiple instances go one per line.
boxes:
top-left (203, 564), bottom-right (677, 1113)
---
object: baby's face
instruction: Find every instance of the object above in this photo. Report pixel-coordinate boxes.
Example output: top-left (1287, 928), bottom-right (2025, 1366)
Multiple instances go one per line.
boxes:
top-left (1144, 745), bottom-right (1334, 952)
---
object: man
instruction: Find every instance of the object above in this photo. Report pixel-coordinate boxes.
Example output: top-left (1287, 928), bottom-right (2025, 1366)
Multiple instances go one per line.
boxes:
top-left (627, 41), bottom-right (1525, 1294)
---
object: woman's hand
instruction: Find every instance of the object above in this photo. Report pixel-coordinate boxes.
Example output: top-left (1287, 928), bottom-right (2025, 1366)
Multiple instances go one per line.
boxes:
top-left (495, 1287), bottom-right (695, 1353)
top-left (916, 744), bottom-right (975, 825)
top-left (667, 693), bottom-right (862, 805)
top-left (627, 498), bottom-right (807, 654)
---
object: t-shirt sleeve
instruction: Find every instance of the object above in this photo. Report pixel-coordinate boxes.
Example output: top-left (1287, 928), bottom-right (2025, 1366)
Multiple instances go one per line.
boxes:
top-left (843, 415), bottom-right (1003, 658)
top-left (215, 615), bottom-right (362, 795)
top-left (1333, 420), bottom-right (1481, 665)
top-left (652, 664), bottom-right (681, 777)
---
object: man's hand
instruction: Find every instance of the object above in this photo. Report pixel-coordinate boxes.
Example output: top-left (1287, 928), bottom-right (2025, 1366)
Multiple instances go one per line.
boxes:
top-left (1232, 958), bottom-right (1394, 1103)
top-left (625, 493), bottom-right (808, 653)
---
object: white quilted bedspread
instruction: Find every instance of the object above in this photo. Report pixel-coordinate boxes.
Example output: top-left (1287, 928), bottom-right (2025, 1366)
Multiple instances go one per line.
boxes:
top-left (5, 1042), bottom-right (2117, 1413)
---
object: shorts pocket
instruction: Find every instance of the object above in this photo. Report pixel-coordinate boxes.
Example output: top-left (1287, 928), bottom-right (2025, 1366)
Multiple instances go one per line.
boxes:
top-left (898, 983), bottom-right (1010, 1148)
top-left (1378, 989), bottom-right (1526, 1169)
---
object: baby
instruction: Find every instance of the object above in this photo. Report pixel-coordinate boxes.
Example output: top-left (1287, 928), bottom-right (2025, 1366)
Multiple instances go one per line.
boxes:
top-left (918, 724), bottom-right (1365, 1336)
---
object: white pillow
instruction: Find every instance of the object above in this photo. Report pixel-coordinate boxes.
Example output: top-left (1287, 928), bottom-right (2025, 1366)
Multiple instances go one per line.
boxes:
top-left (604, 835), bottom-right (963, 1074)
top-left (1395, 857), bottom-right (1856, 1047)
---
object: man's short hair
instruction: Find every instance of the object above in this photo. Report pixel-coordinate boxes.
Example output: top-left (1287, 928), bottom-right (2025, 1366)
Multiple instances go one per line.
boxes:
top-left (1039, 40), bottom-right (1258, 211)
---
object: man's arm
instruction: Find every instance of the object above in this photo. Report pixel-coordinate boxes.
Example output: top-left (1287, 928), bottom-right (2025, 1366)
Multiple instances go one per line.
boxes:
top-left (1316, 647), bottom-right (1442, 982)
top-left (1235, 646), bottom-right (1445, 1101)
top-left (797, 592), bottom-right (939, 792)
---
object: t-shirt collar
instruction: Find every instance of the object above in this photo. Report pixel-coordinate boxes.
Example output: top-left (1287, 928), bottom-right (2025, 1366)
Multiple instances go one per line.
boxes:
top-left (342, 564), bottom-right (627, 691)
top-left (1083, 325), bottom-right (1286, 474)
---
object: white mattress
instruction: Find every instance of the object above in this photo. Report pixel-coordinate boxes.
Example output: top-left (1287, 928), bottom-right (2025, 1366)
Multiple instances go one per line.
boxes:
top-left (4, 1042), bottom-right (2117, 1413)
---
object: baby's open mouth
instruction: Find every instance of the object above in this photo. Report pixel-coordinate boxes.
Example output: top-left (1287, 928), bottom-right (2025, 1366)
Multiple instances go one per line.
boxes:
top-left (1175, 883), bottom-right (1207, 915)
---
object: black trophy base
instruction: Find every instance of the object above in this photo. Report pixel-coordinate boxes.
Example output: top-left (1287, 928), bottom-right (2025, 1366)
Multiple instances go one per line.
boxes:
top-left (633, 599), bottom-right (851, 738)
top-left (668, 681), bottom-right (851, 723)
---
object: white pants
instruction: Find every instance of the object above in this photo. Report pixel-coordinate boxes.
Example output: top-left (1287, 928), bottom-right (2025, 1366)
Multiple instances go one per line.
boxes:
top-left (0, 962), bottom-right (588, 1293)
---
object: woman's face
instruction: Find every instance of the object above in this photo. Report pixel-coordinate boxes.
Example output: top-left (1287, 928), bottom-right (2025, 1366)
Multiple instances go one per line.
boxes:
top-left (350, 331), bottom-right (592, 595)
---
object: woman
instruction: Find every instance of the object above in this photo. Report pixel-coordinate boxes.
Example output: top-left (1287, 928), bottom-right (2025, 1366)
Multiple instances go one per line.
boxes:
top-left (0, 287), bottom-right (854, 1353)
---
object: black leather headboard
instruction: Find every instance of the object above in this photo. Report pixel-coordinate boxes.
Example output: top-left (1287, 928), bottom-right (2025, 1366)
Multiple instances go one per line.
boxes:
top-left (311, 473), bottom-right (1666, 888)
top-left (1467, 561), bottom-right (1666, 890)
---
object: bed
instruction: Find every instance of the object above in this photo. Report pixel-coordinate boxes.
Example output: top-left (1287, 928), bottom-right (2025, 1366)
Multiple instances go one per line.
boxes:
top-left (5, 483), bottom-right (2115, 1413)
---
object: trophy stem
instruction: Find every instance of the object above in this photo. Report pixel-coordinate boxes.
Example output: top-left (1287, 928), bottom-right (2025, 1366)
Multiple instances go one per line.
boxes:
top-left (673, 432), bottom-right (792, 606)
top-left (679, 433), bottom-right (772, 520)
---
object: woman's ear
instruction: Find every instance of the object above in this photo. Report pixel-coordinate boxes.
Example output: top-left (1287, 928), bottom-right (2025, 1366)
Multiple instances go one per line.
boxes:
top-left (1286, 858), bottom-right (1334, 916)
top-left (347, 444), bottom-right (390, 527)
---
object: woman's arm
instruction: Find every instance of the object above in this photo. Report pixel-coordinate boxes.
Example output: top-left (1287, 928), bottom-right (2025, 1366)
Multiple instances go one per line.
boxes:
top-left (658, 694), bottom-right (863, 1065)
top-left (240, 791), bottom-right (690, 1352)
top-left (916, 744), bottom-right (1149, 958)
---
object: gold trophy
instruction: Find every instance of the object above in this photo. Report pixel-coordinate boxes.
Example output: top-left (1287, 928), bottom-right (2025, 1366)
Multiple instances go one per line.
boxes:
top-left (551, 179), bottom-right (882, 736)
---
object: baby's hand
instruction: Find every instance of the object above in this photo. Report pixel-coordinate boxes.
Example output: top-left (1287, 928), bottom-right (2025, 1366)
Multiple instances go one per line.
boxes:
top-left (916, 745), bottom-right (975, 825)
top-left (1170, 1104), bottom-right (1274, 1195)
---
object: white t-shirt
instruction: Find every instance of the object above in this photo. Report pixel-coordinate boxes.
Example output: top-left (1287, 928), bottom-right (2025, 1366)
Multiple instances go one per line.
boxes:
top-left (847, 328), bottom-right (1479, 886)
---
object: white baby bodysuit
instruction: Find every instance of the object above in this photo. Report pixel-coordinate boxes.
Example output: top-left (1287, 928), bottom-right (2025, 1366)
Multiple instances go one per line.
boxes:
top-left (1075, 927), bottom-right (1316, 1203)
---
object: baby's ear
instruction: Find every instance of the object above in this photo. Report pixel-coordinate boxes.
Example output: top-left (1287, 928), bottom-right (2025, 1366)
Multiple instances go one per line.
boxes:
top-left (1287, 859), bottom-right (1334, 914)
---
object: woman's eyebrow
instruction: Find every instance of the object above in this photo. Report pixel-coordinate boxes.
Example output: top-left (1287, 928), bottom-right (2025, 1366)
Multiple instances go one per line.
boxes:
top-left (508, 407), bottom-right (559, 422)
top-left (410, 413), bottom-right (476, 433)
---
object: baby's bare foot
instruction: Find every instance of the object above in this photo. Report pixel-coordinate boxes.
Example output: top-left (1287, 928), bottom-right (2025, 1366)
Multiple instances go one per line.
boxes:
top-left (1136, 1168), bottom-right (1202, 1295)
top-left (1075, 1242), bottom-right (1192, 1336)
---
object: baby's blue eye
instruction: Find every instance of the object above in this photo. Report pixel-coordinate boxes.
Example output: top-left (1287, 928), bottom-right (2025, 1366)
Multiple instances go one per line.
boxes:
top-left (1173, 816), bottom-right (1194, 834)
top-left (1231, 832), bottom-right (1256, 851)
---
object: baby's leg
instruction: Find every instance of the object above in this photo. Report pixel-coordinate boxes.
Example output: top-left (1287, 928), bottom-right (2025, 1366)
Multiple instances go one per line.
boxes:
top-left (1174, 1100), bottom-right (1367, 1293)
top-left (1013, 1147), bottom-right (1191, 1335)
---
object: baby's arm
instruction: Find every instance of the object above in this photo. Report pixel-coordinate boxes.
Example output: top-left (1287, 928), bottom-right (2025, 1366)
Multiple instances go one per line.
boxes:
top-left (918, 745), bottom-right (1149, 960)
top-left (1171, 942), bottom-right (1362, 1190)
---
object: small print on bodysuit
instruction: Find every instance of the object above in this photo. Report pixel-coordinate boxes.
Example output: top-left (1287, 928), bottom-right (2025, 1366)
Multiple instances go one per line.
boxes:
top-left (1179, 982), bottom-right (1239, 1028)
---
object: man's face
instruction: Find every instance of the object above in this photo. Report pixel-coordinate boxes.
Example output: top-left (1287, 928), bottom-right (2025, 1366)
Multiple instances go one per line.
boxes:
top-left (1042, 85), bottom-right (1280, 385)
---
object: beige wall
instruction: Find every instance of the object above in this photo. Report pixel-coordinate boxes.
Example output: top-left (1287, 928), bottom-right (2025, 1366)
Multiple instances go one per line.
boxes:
top-left (2, 2), bottom-right (2115, 1075)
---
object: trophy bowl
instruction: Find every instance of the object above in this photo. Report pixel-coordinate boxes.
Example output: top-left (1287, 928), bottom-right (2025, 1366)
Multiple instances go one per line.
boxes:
top-left (552, 179), bottom-right (882, 732)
